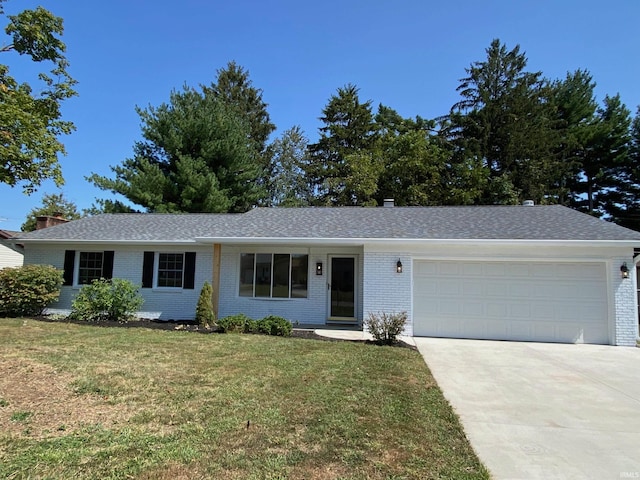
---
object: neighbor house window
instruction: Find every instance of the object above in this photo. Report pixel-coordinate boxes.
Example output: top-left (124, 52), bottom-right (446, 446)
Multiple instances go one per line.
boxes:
top-left (78, 252), bottom-right (104, 285)
top-left (239, 253), bottom-right (308, 298)
top-left (157, 253), bottom-right (184, 288)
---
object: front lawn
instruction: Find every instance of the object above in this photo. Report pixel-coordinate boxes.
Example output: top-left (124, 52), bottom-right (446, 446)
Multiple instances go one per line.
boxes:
top-left (0, 319), bottom-right (489, 479)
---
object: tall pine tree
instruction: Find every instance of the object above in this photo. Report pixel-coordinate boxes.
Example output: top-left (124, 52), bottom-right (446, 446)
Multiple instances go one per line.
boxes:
top-left (203, 61), bottom-right (275, 197)
top-left (569, 94), bottom-right (631, 216)
top-left (447, 39), bottom-right (557, 204)
top-left (89, 85), bottom-right (264, 213)
top-left (306, 84), bottom-right (377, 205)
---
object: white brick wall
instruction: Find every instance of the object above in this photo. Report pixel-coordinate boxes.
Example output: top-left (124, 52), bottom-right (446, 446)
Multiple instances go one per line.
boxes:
top-left (22, 241), bottom-right (640, 345)
top-left (362, 252), bottom-right (413, 335)
top-left (612, 256), bottom-right (639, 346)
top-left (363, 244), bottom-right (639, 346)
top-left (219, 245), bottom-right (364, 325)
top-left (24, 244), bottom-right (212, 320)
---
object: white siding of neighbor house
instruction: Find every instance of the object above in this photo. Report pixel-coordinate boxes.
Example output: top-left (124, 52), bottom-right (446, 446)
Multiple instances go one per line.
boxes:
top-left (218, 245), bottom-right (364, 325)
top-left (0, 243), bottom-right (23, 269)
top-left (24, 244), bottom-right (213, 320)
top-left (363, 244), bottom-right (639, 346)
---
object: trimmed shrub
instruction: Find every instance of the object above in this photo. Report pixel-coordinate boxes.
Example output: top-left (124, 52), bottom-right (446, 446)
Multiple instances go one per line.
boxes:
top-left (365, 311), bottom-right (408, 345)
top-left (70, 278), bottom-right (144, 322)
top-left (243, 317), bottom-right (259, 333)
top-left (195, 282), bottom-right (215, 327)
top-left (216, 314), bottom-right (292, 336)
top-left (217, 313), bottom-right (253, 333)
top-left (0, 265), bottom-right (63, 316)
top-left (257, 315), bottom-right (292, 337)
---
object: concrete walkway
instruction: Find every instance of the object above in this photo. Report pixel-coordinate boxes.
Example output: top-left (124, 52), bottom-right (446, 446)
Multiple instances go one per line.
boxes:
top-left (414, 338), bottom-right (640, 480)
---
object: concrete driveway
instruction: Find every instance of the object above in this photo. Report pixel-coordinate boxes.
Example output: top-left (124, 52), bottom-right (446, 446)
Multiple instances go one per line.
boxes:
top-left (414, 338), bottom-right (640, 480)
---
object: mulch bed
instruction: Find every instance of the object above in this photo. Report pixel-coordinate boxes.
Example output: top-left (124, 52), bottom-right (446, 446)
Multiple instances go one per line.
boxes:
top-left (29, 316), bottom-right (415, 349)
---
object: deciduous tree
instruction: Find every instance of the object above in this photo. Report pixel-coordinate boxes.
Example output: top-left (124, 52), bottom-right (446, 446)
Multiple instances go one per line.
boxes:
top-left (0, 0), bottom-right (76, 192)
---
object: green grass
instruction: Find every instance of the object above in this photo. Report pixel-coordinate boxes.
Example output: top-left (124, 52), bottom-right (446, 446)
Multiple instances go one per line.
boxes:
top-left (0, 318), bottom-right (489, 479)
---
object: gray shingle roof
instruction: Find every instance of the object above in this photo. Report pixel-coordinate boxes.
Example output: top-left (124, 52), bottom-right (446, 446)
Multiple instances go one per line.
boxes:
top-left (15, 205), bottom-right (640, 243)
top-left (16, 214), bottom-right (240, 242)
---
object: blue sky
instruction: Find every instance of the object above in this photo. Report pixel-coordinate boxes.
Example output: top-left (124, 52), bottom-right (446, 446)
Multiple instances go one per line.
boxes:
top-left (1, 0), bottom-right (639, 231)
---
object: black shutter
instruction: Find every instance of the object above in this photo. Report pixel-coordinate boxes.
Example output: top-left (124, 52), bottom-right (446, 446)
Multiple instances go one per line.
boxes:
top-left (142, 251), bottom-right (154, 288)
top-left (63, 250), bottom-right (75, 286)
top-left (102, 251), bottom-right (114, 279)
top-left (183, 252), bottom-right (196, 289)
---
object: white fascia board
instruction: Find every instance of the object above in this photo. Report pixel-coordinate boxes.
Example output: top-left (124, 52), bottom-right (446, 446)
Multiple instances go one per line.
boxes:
top-left (193, 237), bottom-right (640, 248)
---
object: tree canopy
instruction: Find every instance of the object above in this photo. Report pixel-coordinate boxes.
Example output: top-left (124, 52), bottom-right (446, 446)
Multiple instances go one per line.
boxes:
top-left (90, 63), bottom-right (276, 213)
top-left (0, 0), bottom-right (77, 193)
top-left (22, 192), bottom-right (81, 231)
top-left (85, 42), bottom-right (640, 231)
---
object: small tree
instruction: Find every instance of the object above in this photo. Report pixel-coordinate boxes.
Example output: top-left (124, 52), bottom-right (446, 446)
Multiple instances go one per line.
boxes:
top-left (70, 278), bottom-right (143, 322)
top-left (22, 192), bottom-right (82, 231)
top-left (0, 264), bottom-right (63, 316)
top-left (195, 281), bottom-right (215, 327)
top-left (365, 311), bottom-right (408, 345)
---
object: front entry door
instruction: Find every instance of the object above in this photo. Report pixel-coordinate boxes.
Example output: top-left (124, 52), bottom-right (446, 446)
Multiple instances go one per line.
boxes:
top-left (329, 256), bottom-right (356, 321)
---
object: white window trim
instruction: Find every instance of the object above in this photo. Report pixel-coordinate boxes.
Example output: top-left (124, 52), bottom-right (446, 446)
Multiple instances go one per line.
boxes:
top-left (153, 252), bottom-right (185, 290)
top-left (73, 250), bottom-right (105, 288)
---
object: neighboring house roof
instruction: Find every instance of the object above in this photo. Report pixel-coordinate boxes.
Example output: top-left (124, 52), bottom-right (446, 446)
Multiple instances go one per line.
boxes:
top-left (0, 229), bottom-right (21, 240)
top-left (13, 205), bottom-right (640, 245)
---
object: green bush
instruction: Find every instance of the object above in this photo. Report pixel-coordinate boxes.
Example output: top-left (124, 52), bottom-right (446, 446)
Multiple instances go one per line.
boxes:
top-left (195, 282), bottom-right (215, 327)
top-left (217, 313), bottom-right (253, 333)
top-left (257, 315), bottom-right (292, 337)
top-left (70, 278), bottom-right (144, 322)
top-left (365, 311), bottom-right (408, 345)
top-left (243, 317), bottom-right (259, 333)
top-left (216, 314), bottom-right (292, 336)
top-left (0, 264), bottom-right (63, 316)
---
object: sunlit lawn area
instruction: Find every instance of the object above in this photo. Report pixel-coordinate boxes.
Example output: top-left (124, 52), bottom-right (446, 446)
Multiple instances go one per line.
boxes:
top-left (0, 319), bottom-right (489, 479)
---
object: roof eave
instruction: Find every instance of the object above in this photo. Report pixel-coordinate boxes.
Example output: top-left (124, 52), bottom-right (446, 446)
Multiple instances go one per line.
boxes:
top-left (194, 237), bottom-right (640, 247)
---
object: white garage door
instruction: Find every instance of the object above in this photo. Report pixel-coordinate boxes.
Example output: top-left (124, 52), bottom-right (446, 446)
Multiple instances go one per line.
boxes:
top-left (413, 260), bottom-right (609, 344)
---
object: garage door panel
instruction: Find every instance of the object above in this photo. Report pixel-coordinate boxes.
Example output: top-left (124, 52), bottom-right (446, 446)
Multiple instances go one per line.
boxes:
top-left (462, 263), bottom-right (484, 275)
top-left (510, 303), bottom-right (531, 318)
top-left (462, 281), bottom-right (482, 295)
top-left (413, 260), bottom-right (609, 344)
top-left (438, 279), bottom-right (461, 295)
top-left (462, 301), bottom-right (484, 316)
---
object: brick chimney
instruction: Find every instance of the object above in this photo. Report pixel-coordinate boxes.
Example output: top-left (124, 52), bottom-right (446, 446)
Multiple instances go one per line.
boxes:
top-left (36, 212), bottom-right (69, 230)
